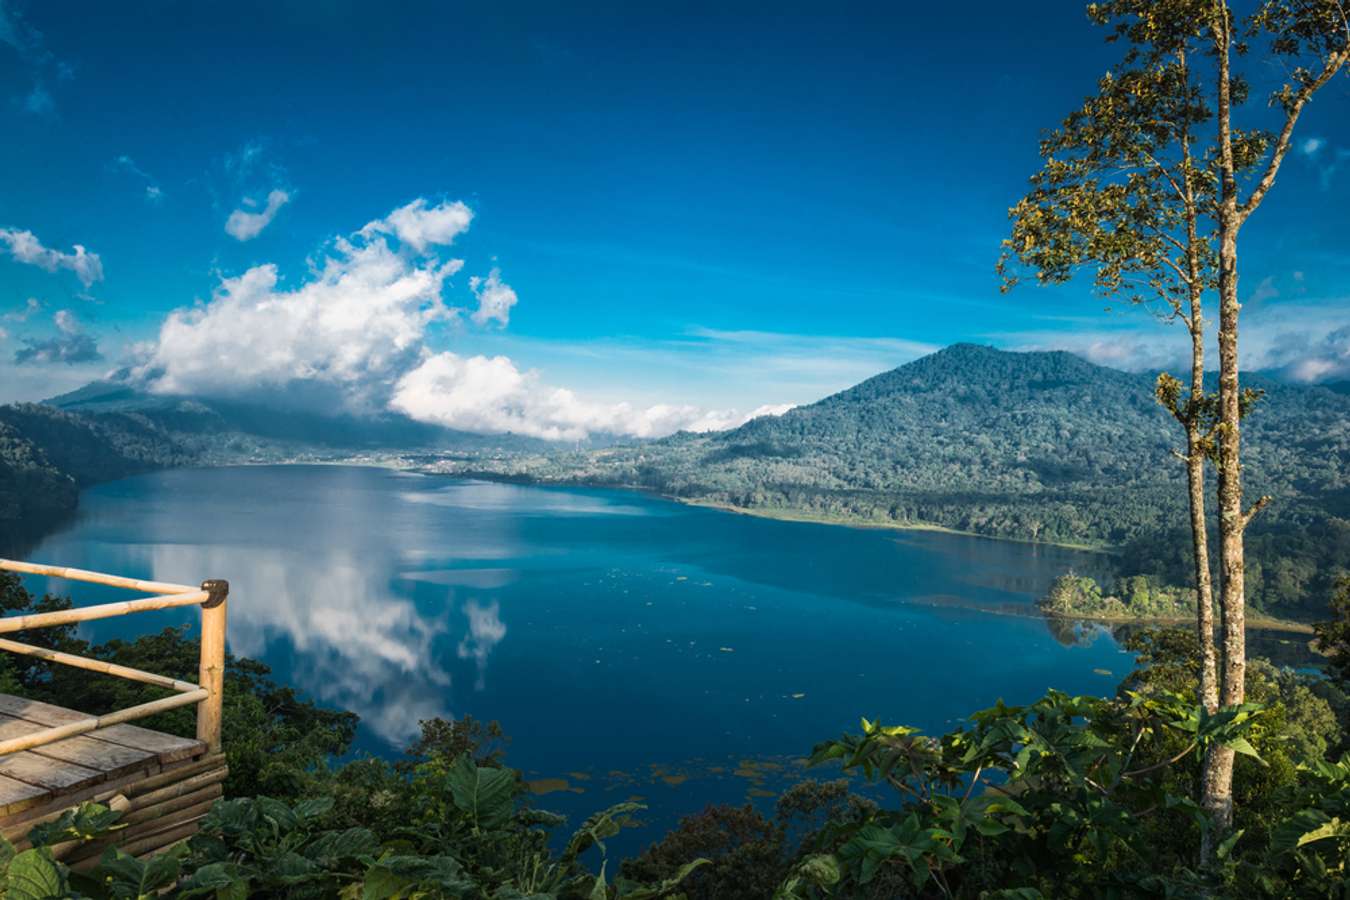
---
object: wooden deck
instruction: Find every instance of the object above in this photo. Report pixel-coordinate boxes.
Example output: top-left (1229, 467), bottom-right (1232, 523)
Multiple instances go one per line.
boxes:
top-left (0, 694), bottom-right (226, 865)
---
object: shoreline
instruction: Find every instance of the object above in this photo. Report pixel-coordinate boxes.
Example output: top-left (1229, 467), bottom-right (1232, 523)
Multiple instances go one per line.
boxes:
top-left (676, 497), bottom-right (1111, 553)
top-left (1041, 609), bottom-right (1315, 636)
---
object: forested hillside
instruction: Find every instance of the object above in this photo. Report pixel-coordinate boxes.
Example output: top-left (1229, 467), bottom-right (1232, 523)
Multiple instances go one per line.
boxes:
top-left (441, 345), bottom-right (1350, 615)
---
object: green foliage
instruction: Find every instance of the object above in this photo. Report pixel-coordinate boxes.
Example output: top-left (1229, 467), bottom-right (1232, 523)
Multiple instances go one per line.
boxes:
top-left (1315, 576), bottom-right (1350, 687)
top-left (1040, 571), bottom-right (1197, 620)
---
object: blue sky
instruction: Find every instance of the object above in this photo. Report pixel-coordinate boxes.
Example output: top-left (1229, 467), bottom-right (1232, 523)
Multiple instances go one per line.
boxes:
top-left (2, 1), bottom-right (1348, 436)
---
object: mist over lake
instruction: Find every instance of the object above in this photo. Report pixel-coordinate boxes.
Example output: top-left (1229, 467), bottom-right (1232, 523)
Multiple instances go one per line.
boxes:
top-left (21, 464), bottom-right (1128, 841)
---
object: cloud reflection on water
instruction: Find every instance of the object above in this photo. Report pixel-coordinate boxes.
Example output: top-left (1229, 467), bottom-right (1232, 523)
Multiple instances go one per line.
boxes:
top-left (144, 542), bottom-right (461, 744)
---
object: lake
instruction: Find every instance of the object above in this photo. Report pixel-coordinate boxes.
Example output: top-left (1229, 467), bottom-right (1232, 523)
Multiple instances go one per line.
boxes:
top-left (18, 465), bottom-right (1129, 847)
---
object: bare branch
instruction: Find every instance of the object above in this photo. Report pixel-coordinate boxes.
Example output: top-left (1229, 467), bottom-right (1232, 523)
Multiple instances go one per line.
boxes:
top-left (1241, 494), bottom-right (1272, 531)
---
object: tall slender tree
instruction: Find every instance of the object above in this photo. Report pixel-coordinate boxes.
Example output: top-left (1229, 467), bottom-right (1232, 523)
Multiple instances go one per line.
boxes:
top-left (998, 0), bottom-right (1221, 728)
top-left (1203, 0), bottom-right (1349, 842)
top-left (1002, 0), bottom-right (1350, 859)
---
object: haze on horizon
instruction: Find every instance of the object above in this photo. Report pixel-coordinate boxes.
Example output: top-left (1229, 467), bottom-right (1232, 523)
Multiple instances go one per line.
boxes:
top-left (2, 1), bottom-right (1348, 441)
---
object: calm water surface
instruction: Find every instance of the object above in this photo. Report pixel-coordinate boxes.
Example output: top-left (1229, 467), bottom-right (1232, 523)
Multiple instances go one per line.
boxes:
top-left (21, 466), bottom-right (1129, 844)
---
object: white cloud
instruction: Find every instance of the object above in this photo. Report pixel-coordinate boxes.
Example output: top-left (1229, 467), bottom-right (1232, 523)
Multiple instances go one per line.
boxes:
top-left (134, 196), bottom-right (799, 439)
top-left (469, 268), bottom-right (517, 327)
top-left (224, 188), bottom-right (290, 241)
top-left (1300, 137), bottom-right (1326, 156)
top-left (0, 228), bottom-right (104, 287)
top-left (995, 298), bottom-right (1350, 383)
top-left (4, 297), bottom-right (41, 322)
top-left (134, 236), bottom-right (461, 406)
top-left (14, 309), bottom-right (101, 365)
top-left (391, 351), bottom-right (791, 441)
top-left (135, 198), bottom-right (487, 408)
top-left (112, 155), bottom-right (163, 203)
top-left (362, 197), bottom-right (473, 252)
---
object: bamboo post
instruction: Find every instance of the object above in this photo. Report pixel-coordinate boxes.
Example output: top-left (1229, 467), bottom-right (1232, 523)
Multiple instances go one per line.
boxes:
top-left (196, 580), bottom-right (228, 754)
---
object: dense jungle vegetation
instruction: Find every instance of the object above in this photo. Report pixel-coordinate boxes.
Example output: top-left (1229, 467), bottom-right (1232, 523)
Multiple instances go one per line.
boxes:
top-left (0, 571), bottom-right (1347, 897)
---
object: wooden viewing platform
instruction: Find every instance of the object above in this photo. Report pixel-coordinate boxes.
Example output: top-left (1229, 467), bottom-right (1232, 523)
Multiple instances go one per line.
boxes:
top-left (0, 559), bottom-right (229, 865)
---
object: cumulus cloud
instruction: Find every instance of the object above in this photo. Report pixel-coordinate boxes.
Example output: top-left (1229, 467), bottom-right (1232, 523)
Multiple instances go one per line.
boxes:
top-left (390, 351), bottom-right (791, 441)
top-left (469, 268), bottom-right (517, 327)
top-left (225, 188), bottom-right (290, 241)
top-left (1300, 137), bottom-right (1326, 156)
top-left (14, 309), bottom-right (101, 365)
top-left (134, 239), bottom-right (459, 406)
top-left (362, 198), bottom-right (472, 252)
top-left (0, 228), bottom-right (104, 287)
top-left (134, 196), bottom-right (793, 440)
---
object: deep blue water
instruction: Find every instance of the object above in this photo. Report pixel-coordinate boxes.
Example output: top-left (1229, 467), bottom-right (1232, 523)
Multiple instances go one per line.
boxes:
top-left (19, 465), bottom-right (1129, 848)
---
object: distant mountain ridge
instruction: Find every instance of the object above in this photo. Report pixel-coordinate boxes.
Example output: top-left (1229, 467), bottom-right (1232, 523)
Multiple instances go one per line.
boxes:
top-left (452, 343), bottom-right (1350, 555)
top-left (4, 344), bottom-right (1349, 612)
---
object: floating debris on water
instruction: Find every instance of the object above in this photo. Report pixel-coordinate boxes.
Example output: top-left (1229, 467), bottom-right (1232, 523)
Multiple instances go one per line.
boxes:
top-left (526, 778), bottom-right (585, 795)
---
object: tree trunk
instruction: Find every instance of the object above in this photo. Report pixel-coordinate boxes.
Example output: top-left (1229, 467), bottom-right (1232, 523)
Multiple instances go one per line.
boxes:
top-left (1187, 361), bottom-right (1217, 715)
top-left (1201, 2), bottom-right (1243, 861)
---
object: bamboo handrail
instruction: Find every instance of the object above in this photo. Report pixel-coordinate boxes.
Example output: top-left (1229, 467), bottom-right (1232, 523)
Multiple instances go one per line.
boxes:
top-left (0, 639), bottom-right (202, 693)
top-left (0, 560), bottom-right (195, 596)
top-left (0, 689), bottom-right (208, 756)
top-left (0, 560), bottom-right (229, 758)
top-left (0, 591), bottom-right (210, 635)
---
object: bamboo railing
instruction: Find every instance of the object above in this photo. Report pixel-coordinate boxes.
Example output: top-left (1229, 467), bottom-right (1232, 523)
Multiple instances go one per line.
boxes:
top-left (0, 559), bottom-right (228, 755)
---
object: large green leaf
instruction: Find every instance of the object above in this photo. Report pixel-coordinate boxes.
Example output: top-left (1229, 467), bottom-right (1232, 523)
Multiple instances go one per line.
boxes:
top-left (563, 802), bottom-right (644, 865)
top-left (615, 859), bottom-right (709, 899)
top-left (447, 754), bottom-right (517, 830)
top-left (26, 801), bottom-right (124, 849)
top-left (4, 849), bottom-right (68, 900)
top-left (174, 861), bottom-right (251, 900)
top-left (305, 827), bottom-right (380, 863)
top-left (361, 854), bottom-right (474, 899)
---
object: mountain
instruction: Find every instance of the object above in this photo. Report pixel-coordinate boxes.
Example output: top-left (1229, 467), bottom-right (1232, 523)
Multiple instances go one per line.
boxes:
top-left (5, 345), bottom-right (1348, 612)
top-left (0, 381), bottom-right (564, 552)
top-left (43, 382), bottom-right (562, 458)
top-left (440, 344), bottom-right (1350, 614)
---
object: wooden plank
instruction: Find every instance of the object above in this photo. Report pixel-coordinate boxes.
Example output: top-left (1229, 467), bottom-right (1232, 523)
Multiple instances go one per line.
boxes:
top-left (123, 754), bottom-right (221, 797)
top-left (66, 803), bottom-right (213, 866)
top-left (0, 715), bottom-right (154, 777)
top-left (0, 750), bottom-right (101, 792)
top-left (0, 694), bottom-right (205, 764)
top-left (88, 725), bottom-right (204, 764)
top-left (0, 762), bottom-right (162, 834)
top-left (123, 783), bottom-right (221, 826)
top-left (0, 695), bottom-right (87, 725)
top-left (0, 774), bottom-right (50, 817)
top-left (1, 755), bottom-right (222, 840)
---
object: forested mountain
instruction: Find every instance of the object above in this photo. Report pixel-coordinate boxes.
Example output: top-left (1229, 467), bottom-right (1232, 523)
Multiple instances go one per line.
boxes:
top-left (446, 344), bottom-right (1350, 614)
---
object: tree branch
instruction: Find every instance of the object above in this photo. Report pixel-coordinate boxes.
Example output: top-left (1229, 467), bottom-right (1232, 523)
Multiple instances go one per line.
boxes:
top-left (1241, 495), bottom-right (1272, 531)
top-left (1240, 47), bottom-right (1350, 222)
